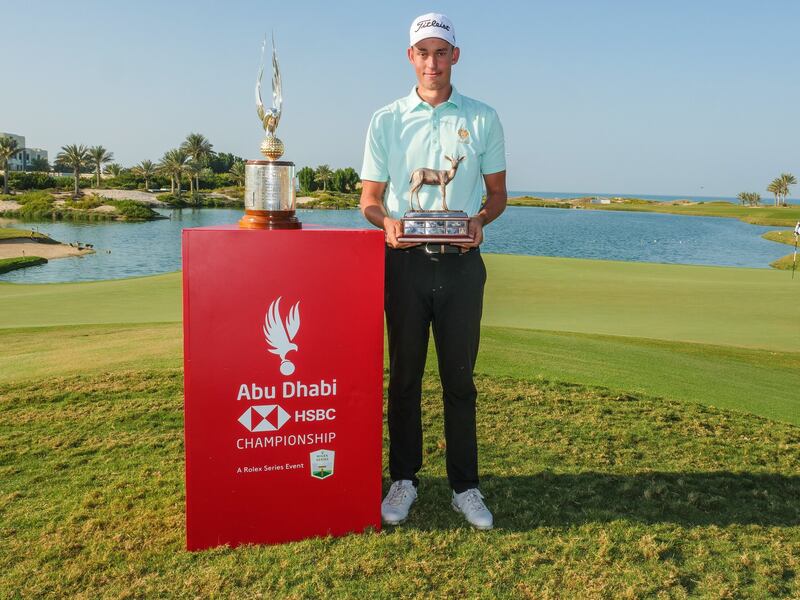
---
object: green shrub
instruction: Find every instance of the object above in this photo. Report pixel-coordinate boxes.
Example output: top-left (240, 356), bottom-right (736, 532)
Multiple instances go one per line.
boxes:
top-left (212, 186), bottom-right (244, 200)
top-left (7, 191), bottom-right (53, 205)
top-left (8, 172), bottom-right (56, 190)
top-left (107, 200), bottom-right (160, 220)
top-left (18, 194), bottom-right (55, 219)
top-left (64, 194), bottom-right (105, 210)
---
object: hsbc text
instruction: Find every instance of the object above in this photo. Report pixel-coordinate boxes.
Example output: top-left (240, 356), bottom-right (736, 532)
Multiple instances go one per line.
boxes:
top-left (294, 408), bottom-right (336, 422)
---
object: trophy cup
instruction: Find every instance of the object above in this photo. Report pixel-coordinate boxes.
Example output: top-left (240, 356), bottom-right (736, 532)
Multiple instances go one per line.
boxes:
top-left (239, 35), bottom-right (301, 230)
top-left (396, 155), bottom-right (473, 243)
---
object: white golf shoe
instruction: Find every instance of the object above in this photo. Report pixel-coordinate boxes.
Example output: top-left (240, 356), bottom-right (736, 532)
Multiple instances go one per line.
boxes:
top-left (452, 488), bottom-right (493, 530)
top-left (381, 480), bottom-right (417, 525)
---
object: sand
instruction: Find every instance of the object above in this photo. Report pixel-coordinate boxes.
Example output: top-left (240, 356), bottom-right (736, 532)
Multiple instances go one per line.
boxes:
top-left (83, 189), bottom-right (166, 205)
top-left (0, 239), bottom-right (94, 260)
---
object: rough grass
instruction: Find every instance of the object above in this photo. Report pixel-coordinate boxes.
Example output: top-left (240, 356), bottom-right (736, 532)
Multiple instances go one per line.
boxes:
top-left (0, 369), bottom-right (798, 598)
top-left (761, 229), bottom-right (798, 247)
top-left (0, 256), bottom-right (47, 274)
top-left (770, 254), bottom-right (797, 271)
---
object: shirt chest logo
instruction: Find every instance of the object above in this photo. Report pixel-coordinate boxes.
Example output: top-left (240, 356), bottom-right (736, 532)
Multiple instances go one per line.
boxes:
top-left (457, 128), bottom-right (471, 143)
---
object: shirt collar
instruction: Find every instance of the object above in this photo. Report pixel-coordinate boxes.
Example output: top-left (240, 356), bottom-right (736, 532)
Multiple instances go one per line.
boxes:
top-left (405, 85), bottom-right (461, 113)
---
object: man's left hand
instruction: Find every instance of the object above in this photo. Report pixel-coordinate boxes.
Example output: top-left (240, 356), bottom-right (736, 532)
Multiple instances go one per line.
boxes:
top-left (454, 216), bottom-right (484, 250)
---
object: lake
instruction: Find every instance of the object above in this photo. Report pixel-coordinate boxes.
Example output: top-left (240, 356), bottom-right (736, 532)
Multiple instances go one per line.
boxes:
top-left (0, 206), bottom-right (789, 283)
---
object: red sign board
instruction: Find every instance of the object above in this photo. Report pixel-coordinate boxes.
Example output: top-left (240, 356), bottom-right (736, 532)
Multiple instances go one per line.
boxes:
top-left (182, 225), bottom-right (384, 550)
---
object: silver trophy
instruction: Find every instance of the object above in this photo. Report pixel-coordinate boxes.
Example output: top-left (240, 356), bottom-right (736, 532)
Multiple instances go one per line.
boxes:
top-left (240, 34), bottom-right (300, 230)
top-left (397, 155), bottom-right (472, 243)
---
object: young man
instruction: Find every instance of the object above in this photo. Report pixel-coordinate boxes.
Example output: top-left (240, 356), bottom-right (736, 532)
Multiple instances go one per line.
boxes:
top-left (360, 12), bottom-right (507, 529)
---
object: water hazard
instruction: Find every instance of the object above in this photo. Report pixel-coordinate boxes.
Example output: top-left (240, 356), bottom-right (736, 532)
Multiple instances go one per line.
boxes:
top-left (0, 206), bottom-right (789, 283)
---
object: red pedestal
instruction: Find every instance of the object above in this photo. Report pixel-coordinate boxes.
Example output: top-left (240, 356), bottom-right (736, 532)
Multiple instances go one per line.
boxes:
top-left (182, 225), bottom-right (384, 550)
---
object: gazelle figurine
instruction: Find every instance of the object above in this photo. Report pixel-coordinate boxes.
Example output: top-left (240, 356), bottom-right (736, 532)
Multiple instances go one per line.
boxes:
top-left (408, 155), bottom-right (465, 211)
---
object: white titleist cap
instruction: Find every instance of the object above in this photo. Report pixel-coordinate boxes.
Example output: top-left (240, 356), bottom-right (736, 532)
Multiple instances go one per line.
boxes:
top-left (409, 13), bottom-right (456, 47)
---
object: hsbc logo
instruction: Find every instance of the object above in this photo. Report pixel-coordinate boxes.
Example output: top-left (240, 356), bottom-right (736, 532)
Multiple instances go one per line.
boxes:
top-left (238, 405), bottom-right (291, 432)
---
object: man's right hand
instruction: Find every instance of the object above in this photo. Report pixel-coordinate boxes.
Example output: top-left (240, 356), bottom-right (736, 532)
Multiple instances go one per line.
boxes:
top-left (383, 217), bottom-right (420, 249)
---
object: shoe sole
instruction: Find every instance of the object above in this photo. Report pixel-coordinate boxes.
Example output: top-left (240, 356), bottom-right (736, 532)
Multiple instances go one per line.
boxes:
top-left (451, 502), bottom-right (493, 530)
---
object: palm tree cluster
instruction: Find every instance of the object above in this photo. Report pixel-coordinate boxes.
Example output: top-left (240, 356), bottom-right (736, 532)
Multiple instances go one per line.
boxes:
top-left (737, 192), bottom-right (761, 207)
top-left (52, 144), bottom-right (117, 197)
top-left (155, 133), bottom-right (218, 198)
top-left (766, 173), bottom-right (796, 207)
top-left (297, 165), bottom-right (360, 194)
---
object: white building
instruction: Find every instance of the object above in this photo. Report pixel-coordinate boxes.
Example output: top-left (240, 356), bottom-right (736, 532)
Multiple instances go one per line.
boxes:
top-left (0, 132), bottom-right (48, 171)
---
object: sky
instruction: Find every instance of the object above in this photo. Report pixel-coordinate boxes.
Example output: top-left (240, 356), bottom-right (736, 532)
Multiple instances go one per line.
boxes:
top-left (3, 0), bottom-right (800, 197)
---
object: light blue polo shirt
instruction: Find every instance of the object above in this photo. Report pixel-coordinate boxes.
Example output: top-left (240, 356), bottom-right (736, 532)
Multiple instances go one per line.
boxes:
top-left (361, 86), bottom-right (506, 220)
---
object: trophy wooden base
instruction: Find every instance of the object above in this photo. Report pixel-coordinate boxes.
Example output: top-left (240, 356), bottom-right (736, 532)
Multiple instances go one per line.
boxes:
top-left (397, 210), bottom-right (473, 244)
top-left (239, 209), bottom-right (302, 230)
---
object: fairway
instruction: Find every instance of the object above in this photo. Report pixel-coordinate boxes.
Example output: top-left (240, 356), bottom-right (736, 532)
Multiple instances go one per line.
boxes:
top-left (2, 254), bottom-right (798, 351)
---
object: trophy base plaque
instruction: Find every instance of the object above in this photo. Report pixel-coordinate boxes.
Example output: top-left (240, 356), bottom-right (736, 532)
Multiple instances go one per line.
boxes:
top-left (240, 160), bottom-right (301, 230)
top-left (397, 210), bottom-right (473, 244)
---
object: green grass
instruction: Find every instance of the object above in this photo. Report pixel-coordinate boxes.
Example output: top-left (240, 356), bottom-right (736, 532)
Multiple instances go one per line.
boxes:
top-left (1, 368), bottom-right (798, 598)
top-left (761, 229), bottom-right (797, 246)
top-left (0, 227), bottom-right (51, 241)
top-left (3, 254), bottom-right (798, 350)
top-left (2, 254), bottom-right (799, 596)
top-left (482, 254), bottom-right (799, 352)
top-left (478, 326), bottom-right (800, 426)
top-left (509, 196), bottom-right (800, 226)
top-left (3, 322), bottom-right (797, 426)
top-left (0, 256), bottom-right (47, 274)
top-left (0, 272), bottom-right (182, 328)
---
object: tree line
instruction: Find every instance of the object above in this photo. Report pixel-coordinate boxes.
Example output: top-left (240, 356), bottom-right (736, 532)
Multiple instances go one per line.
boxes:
top-left (0, 133), bottom-right (361, 199)
top-left (738, 173), bottom-right (796, 207)
top-left (297, 165), bottom-right (360, 194)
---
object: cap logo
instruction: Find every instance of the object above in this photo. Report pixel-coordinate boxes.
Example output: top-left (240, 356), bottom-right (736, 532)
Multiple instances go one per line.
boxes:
top-left (414, 18), bottom-right (451, 34)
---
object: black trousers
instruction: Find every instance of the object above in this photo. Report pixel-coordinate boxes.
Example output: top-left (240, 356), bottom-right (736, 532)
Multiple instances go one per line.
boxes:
top-left (385, 246), bottom-right (486, 493)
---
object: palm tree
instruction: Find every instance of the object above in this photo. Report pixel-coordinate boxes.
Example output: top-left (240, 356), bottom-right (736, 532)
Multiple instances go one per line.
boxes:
top-left (0, 136), bottom-right (20, 195)
top-left (181, 133), bottom-right (213, 192)
top-left (185, 160), bottom-right (202, 196)
top-left (133, 160), bottom-right (156, 191)
top-left (737, 192), bottom-right (761, 207)
top-left (767, 178), bottom-right (782, 207)
top-left (229, 161), bottom-right (245, 186)
top-left (779, 173), bottom-right (796, 206)
top-left (106, 163), bottom-right (123, 178)
top-left (56, 144), bottom-right (90, 197)
top-left (158, 148), bottom-right (190, 197)
top-left (88, 145), bottom-right (114, 188)
top-left (315, 164), bottom-right (333, 191)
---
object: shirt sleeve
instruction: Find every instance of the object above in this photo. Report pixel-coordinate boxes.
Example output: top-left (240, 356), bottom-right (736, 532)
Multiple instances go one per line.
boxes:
top-left (480, 110), bottom-right (506, 175)
top-left (360, 110), bottom-right (390, 182)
